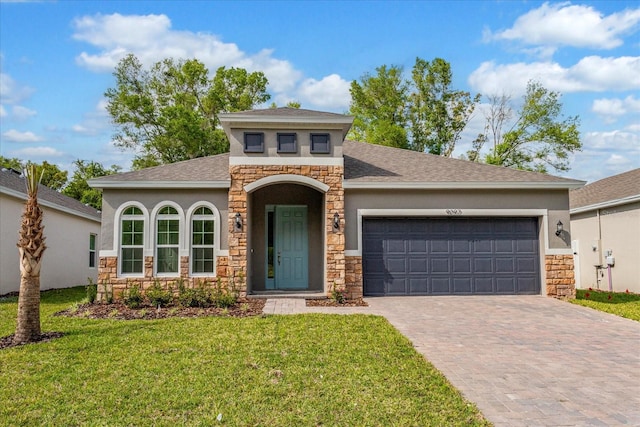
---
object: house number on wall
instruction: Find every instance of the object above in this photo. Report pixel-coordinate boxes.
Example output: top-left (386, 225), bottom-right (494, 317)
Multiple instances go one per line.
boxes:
top-left (445, 209), bottom-right (463, 215)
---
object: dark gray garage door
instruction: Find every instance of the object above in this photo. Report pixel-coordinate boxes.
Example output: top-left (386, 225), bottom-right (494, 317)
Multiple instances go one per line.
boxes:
top-left (363, 217), bottom-right (540, 296)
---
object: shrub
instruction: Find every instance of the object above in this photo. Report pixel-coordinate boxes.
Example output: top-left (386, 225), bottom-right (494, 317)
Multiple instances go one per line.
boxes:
top-left (86, 277), bottom-right (97, 304)
top-left (212, 277), bottom-right (238, 308)
top-left (178, 280), bottom-right (211, 308)
top-left (101, 279), bottom-right (113, 304)
top-left (146, 280), bottom-right (173, 308)
top-left (330, 281), bottom-right (346, 304)
top-left (122, 283), bottom-right (144, 309)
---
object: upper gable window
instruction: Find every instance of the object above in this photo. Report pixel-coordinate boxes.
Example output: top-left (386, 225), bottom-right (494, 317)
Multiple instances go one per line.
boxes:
top-left (310, 133), bottom-right (330, 154)
top-left (277, 133), bottom-right (297, 153)
top-left (244, 132), bottom-right (264, 153)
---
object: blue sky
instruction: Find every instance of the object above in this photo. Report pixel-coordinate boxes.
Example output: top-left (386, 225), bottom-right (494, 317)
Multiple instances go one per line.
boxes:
top-left (1, 0), bottom-right (638, 183)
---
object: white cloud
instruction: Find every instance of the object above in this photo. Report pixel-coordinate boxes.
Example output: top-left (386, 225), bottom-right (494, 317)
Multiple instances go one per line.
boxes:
top-left (604, 153), bottom-right (630, 167)
top-left (0, 71), bottom-right (35, 105)
top-left (487, 2), bottom-right (640, 50)
top-left (297, 74), bottom-right (351, 110)
top-left (592, 95), bottom-right (640, 122)
top-left (469, 56), bottom-right (640, 96)
top-left (72, 13), bottom-right (309, 105)
top-left (72, 99), bottom-right (111, 135)
top-left (0, 105), bottom-right (6, 117)
top-left (11, 146), bottom-right (64, 157)
top-left (2, 129), bottom-right (42, 142)
top-left (11, 105), bottom-right (36, 120)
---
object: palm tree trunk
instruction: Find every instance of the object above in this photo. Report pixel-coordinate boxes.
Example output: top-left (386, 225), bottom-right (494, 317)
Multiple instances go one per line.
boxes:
top-left (13, 165), bottom-right (46, 345)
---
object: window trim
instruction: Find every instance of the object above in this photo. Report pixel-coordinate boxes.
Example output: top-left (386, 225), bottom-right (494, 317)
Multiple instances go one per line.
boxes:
top-left (151, 202), bottom-right (185, 277)
top-left (277, 132), bottom-right (297, 153)
top-left (118, 204), bottom-right (146, 277)
top-left (186, 202), bottom-right (221, 277)
top-left (244, 132), bottom-right (265, 153)
top-left (310, 133), bottom-right (331, 154)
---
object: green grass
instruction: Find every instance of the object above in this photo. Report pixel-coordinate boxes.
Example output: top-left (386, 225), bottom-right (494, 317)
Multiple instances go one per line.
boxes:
top-left (1, 287), bottom-right (489, 426)
top-left (570, 289), bottom-right (640, 321)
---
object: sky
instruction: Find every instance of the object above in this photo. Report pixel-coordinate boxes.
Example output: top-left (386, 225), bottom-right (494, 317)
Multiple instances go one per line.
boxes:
top-left (0, 0), bottom-right (638, 184)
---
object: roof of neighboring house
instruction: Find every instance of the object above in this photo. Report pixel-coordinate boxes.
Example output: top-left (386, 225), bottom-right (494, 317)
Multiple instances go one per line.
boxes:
top-left (90, 140), bottom-right (584, 190)
top-left (0, 169), bottom-right (101, 221)
top-left (570, 168), bottom-right (640, 211)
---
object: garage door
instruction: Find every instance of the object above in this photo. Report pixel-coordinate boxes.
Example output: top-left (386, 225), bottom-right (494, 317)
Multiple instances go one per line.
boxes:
top-left (363, 217), bottom-right (540, 296)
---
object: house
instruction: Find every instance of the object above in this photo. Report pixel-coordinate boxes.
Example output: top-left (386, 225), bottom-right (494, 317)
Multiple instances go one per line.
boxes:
top-left (570, 168), bottom-right (640, 293)
top-left (89, 108), bottom-right (584, 300)
top-left (0, 168), bottom-right (101, 295)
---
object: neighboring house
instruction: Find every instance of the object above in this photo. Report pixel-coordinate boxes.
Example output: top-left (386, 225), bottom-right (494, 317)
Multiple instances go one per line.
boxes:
top-left (89, 108), bottom-right (583, 300)
top-left (0, 168), bottom-right (101, 295)
top-left (570, 168), bottom-right (640, 293)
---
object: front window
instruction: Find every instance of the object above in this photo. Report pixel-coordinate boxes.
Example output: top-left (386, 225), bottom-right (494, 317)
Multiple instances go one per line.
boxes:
top-left (244, 132), bottom-right (264, 153)
top-left (310, 133), bottom-right (330, 153)
top-left (89, 233), bottom-right (96, 268)
top-left (121, 206), bottom-right (144, 275)
top-left (191, 206), bottom-right (215, 274)
top-left (156, 206), bottom-right (180, 275)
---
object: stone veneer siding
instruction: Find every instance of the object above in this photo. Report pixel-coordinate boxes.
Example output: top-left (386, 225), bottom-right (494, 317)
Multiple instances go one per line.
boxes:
top-left (545, 254), bottom-right (576, 298)
top-left (228, 165), bottom-right (345, 296)
top-left (96, 255), bottom-right (229, 301)
top-left (345, 256), bottom-right (363, 299)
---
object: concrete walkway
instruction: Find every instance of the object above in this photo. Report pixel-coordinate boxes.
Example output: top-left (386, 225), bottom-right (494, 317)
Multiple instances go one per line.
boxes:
top-left (263, 296), bottom-right (640, 426)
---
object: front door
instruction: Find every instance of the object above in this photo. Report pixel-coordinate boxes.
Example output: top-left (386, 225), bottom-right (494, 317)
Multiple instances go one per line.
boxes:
top-left (268, 206), bottom-right (309, 290)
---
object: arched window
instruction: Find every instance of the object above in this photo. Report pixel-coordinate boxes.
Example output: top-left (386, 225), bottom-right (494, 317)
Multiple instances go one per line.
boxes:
top-left (120, 206), bottom-right (144, 275)
top-left (191, 206), bottom-right (215, 274)
top-left (156, 206), bottom-right (180, 275)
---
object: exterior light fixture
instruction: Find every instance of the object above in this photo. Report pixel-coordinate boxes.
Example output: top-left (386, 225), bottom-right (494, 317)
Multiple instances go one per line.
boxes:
top-left (555, 220), bottom-right (563, 236)
top-left (234, 212), bottom-right (242, 232)
top-left (333, 212), bottom-right (340, 232)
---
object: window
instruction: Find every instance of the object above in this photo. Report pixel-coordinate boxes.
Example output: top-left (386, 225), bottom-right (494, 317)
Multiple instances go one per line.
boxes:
top-left (89, 233), bottom-right (96, 268)
top-left (310, 133), bottom-right (330, 153)
top-left (121, 206), bottom-right (144, 275)
top-left (244, 132), bottom-right (264, 153)
top-left (277, 133), bottom-right (297, 153)
top-left (191, 206), bottom-right (215, 274)
top-left (156, 206), bottom-right (180, 275)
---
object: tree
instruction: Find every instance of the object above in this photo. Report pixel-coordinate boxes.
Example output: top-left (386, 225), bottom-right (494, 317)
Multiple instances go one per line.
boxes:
top-left (348, 58), bottom-right (479, 154)
top-left (410, 58), bottom-right (480, 156)
top-left (469, 81), bottom-right (581, 173)
top-left (348, 65), bottom-right (410, 149)
top-left (105, 54), bottom-right (270, 168)
top-left (13, 164), bottom-right (46, 345)
top-left (0, 157), bottom-right (67, 190)
top-left (62, 160), bottom-right (121, 210)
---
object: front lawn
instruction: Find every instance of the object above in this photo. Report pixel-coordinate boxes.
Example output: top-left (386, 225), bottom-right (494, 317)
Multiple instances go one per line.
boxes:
top-left (1, 287), bottom-right (489, 426)
top-left (570, 289), bottom-right (640, 321)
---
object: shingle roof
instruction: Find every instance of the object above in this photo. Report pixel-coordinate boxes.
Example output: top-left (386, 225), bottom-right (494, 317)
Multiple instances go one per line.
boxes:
top-left (343, 140), bottom-right (582, 186)
top-left (570, 168), bottom-right (640, 210)
top-left (90, 141), bottom-right (583, 189)
top-left (89, 154), bottom-right (230, 186)
top-left (222, 107), bottom-right (350, 119)
top-left (0, 169), bottom-right (101, 221)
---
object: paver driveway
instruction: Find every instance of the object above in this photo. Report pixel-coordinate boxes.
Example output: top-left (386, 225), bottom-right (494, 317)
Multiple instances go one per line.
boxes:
top-left (265, 296), bottom-right (640, 426)
top-left (365, 296), bottom-right (640, 427)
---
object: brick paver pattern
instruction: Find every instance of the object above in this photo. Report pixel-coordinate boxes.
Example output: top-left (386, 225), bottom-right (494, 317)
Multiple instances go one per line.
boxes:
top-left (264, 296), bottom-right (640, 426)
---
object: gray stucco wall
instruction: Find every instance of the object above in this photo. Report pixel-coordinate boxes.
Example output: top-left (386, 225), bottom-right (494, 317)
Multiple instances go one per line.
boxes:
top-left (100, 188), bottom-right (229, 251)
top-left (344, 188), bottom-right (572, 251)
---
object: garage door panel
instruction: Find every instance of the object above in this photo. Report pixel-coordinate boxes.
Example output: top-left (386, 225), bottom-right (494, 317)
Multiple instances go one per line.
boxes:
top-left (474, 258), bottom-right (493, 273)
top-left (363, 218), bottom-right (540, 296)
top-left (474, 277), bottom-right (494, 293)
top-left (431, 258), bottom-right (450, 273)
top-left (453, 277), bottom-right (472, 293)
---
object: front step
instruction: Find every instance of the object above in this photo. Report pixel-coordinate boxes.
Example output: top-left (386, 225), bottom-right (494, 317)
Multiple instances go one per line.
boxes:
top-left (248, 291), bottom-right (327, 299)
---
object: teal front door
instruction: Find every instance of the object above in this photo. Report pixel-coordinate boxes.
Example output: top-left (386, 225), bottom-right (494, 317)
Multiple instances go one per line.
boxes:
top-left (274, 206), bottom-right (308, 290)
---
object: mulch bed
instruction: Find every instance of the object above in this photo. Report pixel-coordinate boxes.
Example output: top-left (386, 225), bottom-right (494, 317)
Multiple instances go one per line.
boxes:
top-left (306, 298), bottom-right (368, 307)
top-left (54, 298), bottom-right (266, 320)
top-left (0, 332), bottom-right (65, 350)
